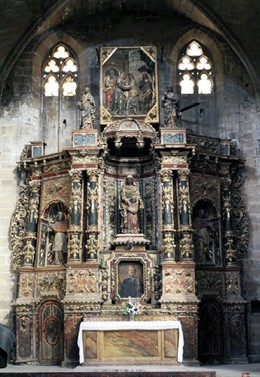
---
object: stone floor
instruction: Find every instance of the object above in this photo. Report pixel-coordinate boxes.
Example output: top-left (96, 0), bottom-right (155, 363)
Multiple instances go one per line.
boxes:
top-left (0, 363), bottom-right (259, 377)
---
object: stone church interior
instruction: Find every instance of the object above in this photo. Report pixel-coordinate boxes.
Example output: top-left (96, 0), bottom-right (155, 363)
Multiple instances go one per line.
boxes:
top-left (0, 0), bottom-right (260, 370)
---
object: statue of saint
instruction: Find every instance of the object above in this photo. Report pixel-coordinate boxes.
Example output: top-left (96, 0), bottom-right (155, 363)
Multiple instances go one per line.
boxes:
top-left (77, 87), bottom-right (96, 129)
top-left (119, 175), bottom-right (144, 234)
top-left (161, 86), bottom-right (180, 128)
top-left (48, 211), bottom-right (68, 265)
top-left (193, 209), bottom-right (214, 263)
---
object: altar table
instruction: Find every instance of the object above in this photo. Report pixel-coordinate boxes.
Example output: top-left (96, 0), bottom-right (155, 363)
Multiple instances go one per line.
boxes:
top-left (77, 321), bottom-right (184, 364)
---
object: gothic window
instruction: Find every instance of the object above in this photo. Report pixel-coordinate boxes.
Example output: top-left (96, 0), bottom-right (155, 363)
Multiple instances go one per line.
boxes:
top-left (178, 40), bottom-right (213, 94)
top-left (43, 44), bottom-right (78, 97)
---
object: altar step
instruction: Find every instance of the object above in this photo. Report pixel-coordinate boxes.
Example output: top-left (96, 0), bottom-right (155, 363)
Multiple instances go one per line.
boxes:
top-left (0, 372), bottom-right (216, 377)
top-left (2, 363), bottom-right (259, 377)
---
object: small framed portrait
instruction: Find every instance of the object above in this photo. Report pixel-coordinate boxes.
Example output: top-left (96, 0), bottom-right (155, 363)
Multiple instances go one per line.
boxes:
top-left (100, 46), bottom-right (159, 124)
top-left (118, 261), bottom-right (144, 298)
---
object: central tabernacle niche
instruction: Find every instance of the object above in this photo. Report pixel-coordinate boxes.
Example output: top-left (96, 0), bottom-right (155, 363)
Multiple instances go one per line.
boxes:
top-left (118, 261), bottom-right (144, 298)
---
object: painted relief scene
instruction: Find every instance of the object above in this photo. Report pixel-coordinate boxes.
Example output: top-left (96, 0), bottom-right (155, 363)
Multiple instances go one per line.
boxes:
top-left (100, 47), bottom-right (158, 123)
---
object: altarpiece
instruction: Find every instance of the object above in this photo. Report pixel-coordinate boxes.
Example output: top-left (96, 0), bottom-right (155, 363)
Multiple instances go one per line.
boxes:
top-left (10, 46), bottom-right (249, 366)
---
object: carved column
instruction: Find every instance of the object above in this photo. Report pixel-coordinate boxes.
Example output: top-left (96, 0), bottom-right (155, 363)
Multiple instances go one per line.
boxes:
top-left (177, 170), bottom-right (194, 261)
top-left (23, 180), bottom-right (41, 266)
top-left (85, 169), bottom-right (99, 260)
top-left (160, 169), bottom-right (176, 260)
top-left (68, 170), bottom-right (83, 263)
top-left (17, 173), bottom-right (38, 363)
top-left (222, 178), bottom-right (236, 265)
top-left (221, 178), bottom-right (247, 362)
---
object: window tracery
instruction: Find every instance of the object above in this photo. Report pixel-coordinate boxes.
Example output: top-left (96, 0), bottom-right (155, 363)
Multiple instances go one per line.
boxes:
top-left (43, 44), bottom-right (78, 97)
top-left (178, 40), bottom-right (213, 94)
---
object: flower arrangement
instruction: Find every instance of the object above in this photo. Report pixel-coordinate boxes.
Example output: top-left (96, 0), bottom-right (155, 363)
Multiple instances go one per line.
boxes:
top-left (121, 297), bottom-right (142, 318)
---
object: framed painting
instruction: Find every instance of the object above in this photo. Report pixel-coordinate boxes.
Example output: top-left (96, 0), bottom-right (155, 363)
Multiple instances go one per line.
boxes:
top-left (100, 46), bottom-right (159, 124)
top-left (118, 261), bottom-right (144, 298)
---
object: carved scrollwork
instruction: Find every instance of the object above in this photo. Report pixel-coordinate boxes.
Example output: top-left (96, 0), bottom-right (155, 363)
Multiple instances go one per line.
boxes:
top-left (196, 270), bottom-right (224, 300)
top-left (162, 231), bottom-right (176, 259)
top-left (225, 271), bottom-right (240, 296)
top-left (163, 268), bottom-right (195, 295)
top-left (11, 184), bottom-right (29, 270)
top-left (23, 235), bottom-right (36, 265)
top-left (179, 231), bottom-right (194, 260)
top-left (68, 233), bottom-right (81, 260)
top-left (86, 232), bottom-right (98, 259)
top-left (67, 269), bottom-right (98, 294)
top-left (231, 168), bottom-right (250, 264)
top-left (101, 267), bottom-right (109, 302)
top-left (19, 273), bottom-right (34, 298)
top-left (28, 180), bottom-right (41, 223)
top-left (36, 272), bottom-right (65, 298)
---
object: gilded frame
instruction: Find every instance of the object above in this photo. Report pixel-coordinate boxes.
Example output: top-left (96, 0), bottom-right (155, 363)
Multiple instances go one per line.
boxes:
top-left (100, 46), bottom-right (159, 124)
top-left (109, 253), bottom-right (153, 303)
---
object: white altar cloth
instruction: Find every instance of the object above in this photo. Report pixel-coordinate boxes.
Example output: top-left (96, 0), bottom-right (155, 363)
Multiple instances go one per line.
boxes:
top-left (77, 320), bottom-right (184, 364)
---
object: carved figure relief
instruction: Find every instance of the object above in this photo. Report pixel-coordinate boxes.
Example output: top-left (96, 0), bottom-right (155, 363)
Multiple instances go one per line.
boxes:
top-left (100, 47), bottom-right (158, 124)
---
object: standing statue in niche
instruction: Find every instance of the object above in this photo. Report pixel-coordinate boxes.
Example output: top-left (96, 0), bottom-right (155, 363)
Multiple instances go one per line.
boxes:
top-left (48, 211), bottom-right (68, 265)
top-left (77, 87), bottom-right (96, 129)
top-left (193, 209), bottom-right (214, 263)
top-left (161, 86), bottom-right (180, 128)
top-left (119, 175), bottom-right (144, 234)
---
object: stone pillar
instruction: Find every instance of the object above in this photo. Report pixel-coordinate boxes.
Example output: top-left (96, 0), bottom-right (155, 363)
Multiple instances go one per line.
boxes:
top-left (85, 169), bottom-right (99, 260)
top-left (23, 180), bottom-right (40, 266)
top-left (160, 169), bottom-right (176, 260)
top-left (67, 170), bottom-right (83, 263)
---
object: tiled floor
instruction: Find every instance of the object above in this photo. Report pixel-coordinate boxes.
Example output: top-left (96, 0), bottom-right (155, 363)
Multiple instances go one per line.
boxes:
top-left (1, 363), bottom-right (260, 377)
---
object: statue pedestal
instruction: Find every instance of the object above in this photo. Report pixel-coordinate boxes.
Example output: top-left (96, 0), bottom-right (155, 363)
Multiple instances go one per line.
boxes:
top-left (160, 128), bottom-right (187, 145)
top-left (111, 233), bottom-right (150, 251)
top-left (72, 129), bottom-right (98, 147)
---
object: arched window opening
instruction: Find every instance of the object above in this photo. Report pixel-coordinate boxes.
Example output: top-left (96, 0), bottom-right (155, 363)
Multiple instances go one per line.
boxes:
top-left (178, 40), bottom-right (213, 94)
top-left (42, 44), bottom-right (78, 97)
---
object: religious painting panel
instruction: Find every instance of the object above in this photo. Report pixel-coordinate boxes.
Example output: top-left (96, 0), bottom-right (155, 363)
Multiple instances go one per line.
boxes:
top-left (109, 253), bottom-right (153, 303)
top-left (100, 46), bottom-right (159, 124)
top-left (118, 261), bottom-right (144, 298)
